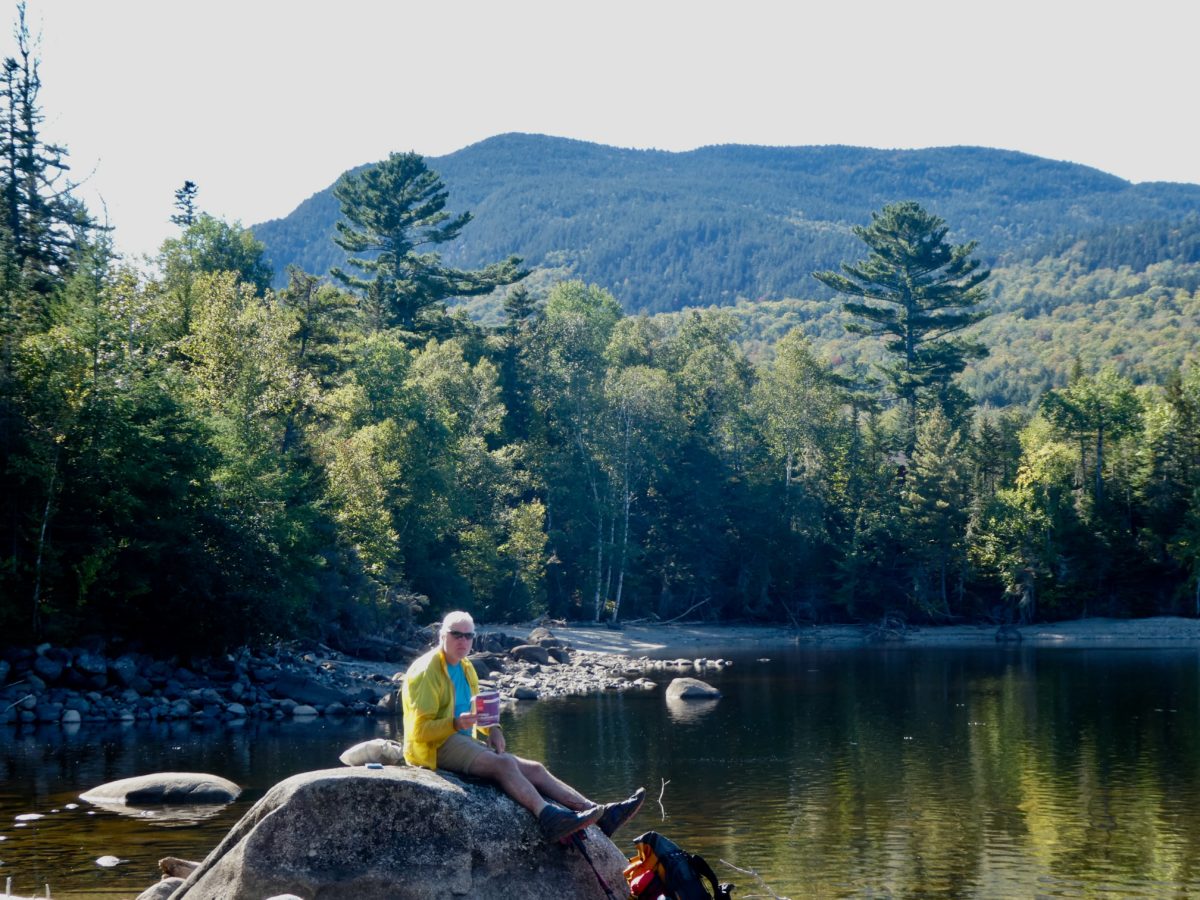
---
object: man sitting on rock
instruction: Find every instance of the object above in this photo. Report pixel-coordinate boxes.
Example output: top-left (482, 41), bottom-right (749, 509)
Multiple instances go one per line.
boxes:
top-left (402, 610), bottom-right (645, 843)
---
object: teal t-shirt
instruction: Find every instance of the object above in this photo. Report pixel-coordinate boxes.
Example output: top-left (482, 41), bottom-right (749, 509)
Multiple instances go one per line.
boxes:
top-left (447, 661), bottom-right (472, 734)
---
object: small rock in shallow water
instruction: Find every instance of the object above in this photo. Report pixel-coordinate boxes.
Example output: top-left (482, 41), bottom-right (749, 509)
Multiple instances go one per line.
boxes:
top-left (665, 677), bottom-right (722, 700)
top-left (96, 855), bottom-right (124, 867)
top-left (14, 813), bottom-right (43, 821)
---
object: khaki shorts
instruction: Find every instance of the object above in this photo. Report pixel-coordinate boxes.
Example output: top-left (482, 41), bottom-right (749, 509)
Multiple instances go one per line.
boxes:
top-left (437, 732), bottom-right (493, 775)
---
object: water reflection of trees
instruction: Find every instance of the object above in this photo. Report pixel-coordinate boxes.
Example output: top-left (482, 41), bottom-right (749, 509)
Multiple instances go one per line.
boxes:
top-left (7, 654), bottom-right (1198, 897)
top-left (507, 650), bottom-right (1200, 897)
top-left (777, 650), bottom-right (1200, 896)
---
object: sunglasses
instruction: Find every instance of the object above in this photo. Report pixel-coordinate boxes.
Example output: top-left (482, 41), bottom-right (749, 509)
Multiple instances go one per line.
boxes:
top-left (448, 629), bottom-right (475, 640)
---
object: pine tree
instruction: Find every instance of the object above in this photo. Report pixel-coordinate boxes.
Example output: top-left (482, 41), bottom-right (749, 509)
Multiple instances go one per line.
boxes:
top-left (330, 152), bottom-right (526, 332)
top-left (0, 3), bottom-right (85, 302)
top-left (171, 180), bottom-right (198, 228)
top-left (902, 407), bottom-right (971, 618)
top-left (814, 201), bottom-right (990, 446)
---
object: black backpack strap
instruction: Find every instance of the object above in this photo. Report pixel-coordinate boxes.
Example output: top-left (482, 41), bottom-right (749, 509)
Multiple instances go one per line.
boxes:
top-left (688, 853), bottom-right (732, 899)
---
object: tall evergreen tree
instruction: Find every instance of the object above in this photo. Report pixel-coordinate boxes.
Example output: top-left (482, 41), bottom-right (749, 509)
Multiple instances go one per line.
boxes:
top-left (814, 201), bottom-right (990, 446)
top-left (171, 180), bottom-right (198, 228)
top-left (331, 152), bottom-right (526, 332)
top-left (901, 406), bottom-right (971, 618)
top-left (0, 3), bottom-right (84, 301)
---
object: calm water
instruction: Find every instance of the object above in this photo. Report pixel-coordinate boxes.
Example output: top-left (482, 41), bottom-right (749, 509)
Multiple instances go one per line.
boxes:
top-left (3, 646), bottom-right (1200, 898)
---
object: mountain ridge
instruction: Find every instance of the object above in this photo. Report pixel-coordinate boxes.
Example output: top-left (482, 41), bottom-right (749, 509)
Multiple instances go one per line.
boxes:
top-left (252, 133), bottom-right (1200, 313)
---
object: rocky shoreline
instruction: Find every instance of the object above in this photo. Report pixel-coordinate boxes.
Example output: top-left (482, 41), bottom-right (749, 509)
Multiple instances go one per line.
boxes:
top-left (9, 616), bottom-right (1200, 730)
top-left (0, 625), bottom-right (735, 730)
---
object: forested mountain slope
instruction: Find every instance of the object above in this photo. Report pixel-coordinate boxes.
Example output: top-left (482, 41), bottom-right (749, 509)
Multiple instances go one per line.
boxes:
top-left (649, 255), bottom-right (1200, 409)
top-left (253, 133), bottom-right (1200, 313)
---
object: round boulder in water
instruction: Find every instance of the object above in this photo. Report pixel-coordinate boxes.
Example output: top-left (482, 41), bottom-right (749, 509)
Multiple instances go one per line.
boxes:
top-left (665, 677), bottom-right (721, 700)
top-left (81, 772), bottom-right (241, 806)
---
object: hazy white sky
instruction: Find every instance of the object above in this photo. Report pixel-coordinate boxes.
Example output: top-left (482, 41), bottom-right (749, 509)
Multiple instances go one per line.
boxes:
top-left (20, 0), bottom-right (1200, 258)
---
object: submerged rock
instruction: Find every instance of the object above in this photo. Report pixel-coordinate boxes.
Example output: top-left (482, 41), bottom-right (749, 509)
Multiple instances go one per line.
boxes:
top-left (172, 767), bottom-right (626, 900)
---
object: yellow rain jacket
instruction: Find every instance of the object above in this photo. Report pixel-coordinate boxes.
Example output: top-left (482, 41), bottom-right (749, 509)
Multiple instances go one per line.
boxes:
top-left (401, 646), bottom-right (490, 769)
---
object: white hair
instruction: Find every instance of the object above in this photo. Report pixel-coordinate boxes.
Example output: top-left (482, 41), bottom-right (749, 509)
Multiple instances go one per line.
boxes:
top-left (439, 610), bottom-right (475, 638)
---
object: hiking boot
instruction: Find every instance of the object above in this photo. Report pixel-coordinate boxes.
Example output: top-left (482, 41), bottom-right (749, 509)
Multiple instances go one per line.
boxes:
top-left (538, 802), bottom-right (603, 842)
top-left (597, 787), bottom-right (646, 837)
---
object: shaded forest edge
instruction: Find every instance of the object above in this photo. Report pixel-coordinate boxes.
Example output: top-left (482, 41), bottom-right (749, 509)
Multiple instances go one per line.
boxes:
top-left (2, 7), bottom-right (1199, 657)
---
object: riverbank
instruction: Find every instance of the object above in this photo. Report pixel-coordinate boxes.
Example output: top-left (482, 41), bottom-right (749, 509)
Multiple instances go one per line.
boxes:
top-left (546, 615), bottom-right (1200, 654)
top-left (7, 617), bottom-right (1200, 731)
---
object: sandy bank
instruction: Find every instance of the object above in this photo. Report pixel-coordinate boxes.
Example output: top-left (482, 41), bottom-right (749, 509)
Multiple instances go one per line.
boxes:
top-left (546, 616), bottom-right (1200, 656)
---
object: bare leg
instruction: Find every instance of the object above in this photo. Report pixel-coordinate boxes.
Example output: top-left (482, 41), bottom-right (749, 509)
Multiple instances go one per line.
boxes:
top-left (514, 756), bottom-right (594, 811)
top-left (468, 752), bottom-right (550, 815)
top-left (467, 752), bottom-right (596, 815)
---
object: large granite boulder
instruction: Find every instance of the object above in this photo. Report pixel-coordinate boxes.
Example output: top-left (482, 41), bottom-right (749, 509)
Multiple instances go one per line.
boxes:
top-left (172, 767), bottom-right (627, 900)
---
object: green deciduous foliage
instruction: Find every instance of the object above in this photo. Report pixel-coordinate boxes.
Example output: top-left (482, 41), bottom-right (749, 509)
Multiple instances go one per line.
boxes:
top-left (602, 363), bottom-right (675, 621)
top-left (1040, 365), bottom-right (1143, 507)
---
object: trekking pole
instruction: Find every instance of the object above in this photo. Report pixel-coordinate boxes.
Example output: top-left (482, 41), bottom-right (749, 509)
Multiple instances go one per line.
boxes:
top-left (570, 831), bottom-right (619, 900)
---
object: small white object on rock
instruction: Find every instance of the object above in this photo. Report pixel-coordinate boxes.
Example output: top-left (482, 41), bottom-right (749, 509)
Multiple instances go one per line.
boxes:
top-left (665, 677), bottom-right (722, 701)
